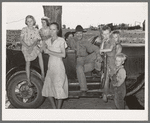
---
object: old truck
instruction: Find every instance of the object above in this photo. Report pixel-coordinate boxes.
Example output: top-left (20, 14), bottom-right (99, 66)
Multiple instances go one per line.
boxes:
top-left (6, 40), bottom-right (145, 108)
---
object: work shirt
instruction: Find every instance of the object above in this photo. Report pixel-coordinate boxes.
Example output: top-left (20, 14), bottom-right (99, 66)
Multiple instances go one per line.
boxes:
top-left (68, 37), bottom-right (100, 57)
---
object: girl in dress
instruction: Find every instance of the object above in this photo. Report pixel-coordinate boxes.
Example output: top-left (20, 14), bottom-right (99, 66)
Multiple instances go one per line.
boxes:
top-left (42, 22), bottom-right (68, 109)
top-left (39, 17), bottom-right (51, 51)
top-left (20, 15), bottom-right (45, 86)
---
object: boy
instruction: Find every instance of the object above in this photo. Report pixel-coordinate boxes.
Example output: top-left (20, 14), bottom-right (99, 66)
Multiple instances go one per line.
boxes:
top-left (112, 53), bottom-right (127, 109)
top-left (111, 31), bottom-right (122, 54)
top-left (100, 26), bottom-right (117, 102)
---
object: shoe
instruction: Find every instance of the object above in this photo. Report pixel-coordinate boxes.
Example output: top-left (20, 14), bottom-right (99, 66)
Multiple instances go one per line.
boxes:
top-left (92, 69), bottom-right (101, 76)
top-left (92, 69), bottom-right (99, 74)
top-left (81, 91), bottom-right (87, 96)
top-left (107, 94), bottom-right (114, 100)
top-left (103, 94), bottom-right (108, 103)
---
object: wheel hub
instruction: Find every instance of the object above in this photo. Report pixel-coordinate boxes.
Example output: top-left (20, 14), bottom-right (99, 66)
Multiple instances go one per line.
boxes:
top-left (19, 85), bottom-right (33, 99)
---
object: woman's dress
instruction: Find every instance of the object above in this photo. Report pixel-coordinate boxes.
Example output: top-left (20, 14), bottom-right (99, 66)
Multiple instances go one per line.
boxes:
top-left (20, 27), bottom-right (41, 61)
top-left (42, 37), bottom-right (68, 99)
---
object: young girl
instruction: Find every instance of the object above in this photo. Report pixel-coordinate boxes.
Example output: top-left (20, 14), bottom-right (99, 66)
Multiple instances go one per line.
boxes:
top-left (112, 53), bottom-right (127, 109)
top-left (42, 22), bottom-right (68, 109)
top-left (111, 31), bottom-right (122, 54)
top-left (39, 16), bottom-right (51, 51)
top-left (20, 15), bottom-right (45, 86)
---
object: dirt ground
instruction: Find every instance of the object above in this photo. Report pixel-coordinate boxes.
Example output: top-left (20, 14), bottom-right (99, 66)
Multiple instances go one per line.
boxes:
top-left (38, 88), bottom-right (144, 109)
top-left (8, 89), bottom-right (144, 109)
top-left (38, 98), bottom-right (128, 109)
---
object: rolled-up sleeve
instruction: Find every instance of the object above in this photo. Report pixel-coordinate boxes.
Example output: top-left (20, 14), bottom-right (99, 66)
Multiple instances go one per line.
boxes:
top-left (84, 41), bottom-right (100, 55)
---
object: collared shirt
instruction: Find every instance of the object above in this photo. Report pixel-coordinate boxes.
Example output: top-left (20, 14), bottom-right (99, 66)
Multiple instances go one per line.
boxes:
top-left (67, 37), bottom-right (100, 57)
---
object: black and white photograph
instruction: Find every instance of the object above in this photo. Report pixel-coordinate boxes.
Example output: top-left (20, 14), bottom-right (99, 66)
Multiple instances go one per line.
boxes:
top-left (2, 2), bottom-right (148, 121)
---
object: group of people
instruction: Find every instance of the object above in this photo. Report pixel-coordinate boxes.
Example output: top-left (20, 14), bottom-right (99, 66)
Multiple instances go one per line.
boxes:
top-left (20, 15), bottom-right (127, 109)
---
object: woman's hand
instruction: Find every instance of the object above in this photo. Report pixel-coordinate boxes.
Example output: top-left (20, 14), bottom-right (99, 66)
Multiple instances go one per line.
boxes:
top-left (44, 48), bottom-right (49, 54)
top-left (27, 46), bottom-right (33, 54)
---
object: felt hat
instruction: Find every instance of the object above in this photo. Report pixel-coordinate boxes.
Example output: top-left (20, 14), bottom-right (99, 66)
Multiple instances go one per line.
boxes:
top-left (74, 25), bottom-right (87, 33)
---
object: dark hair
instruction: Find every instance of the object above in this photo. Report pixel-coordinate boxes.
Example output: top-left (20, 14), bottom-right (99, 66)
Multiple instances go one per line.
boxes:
top-left (64, 32), bottom-right (74, 40)
top-left (112, 30), bottom-right (120, 35)
top-left (102, 26), bottom-right (111, 32)
top-left (50, 22), bottom-right (60, 31)
top-left (25, 15), bottom-right (36, 26)
top-left (41, 18), bottom-right (50, 26)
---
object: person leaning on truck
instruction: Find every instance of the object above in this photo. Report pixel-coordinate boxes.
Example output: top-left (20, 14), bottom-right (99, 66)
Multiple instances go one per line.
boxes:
top-left (67, 25), bottom-right (102, 96)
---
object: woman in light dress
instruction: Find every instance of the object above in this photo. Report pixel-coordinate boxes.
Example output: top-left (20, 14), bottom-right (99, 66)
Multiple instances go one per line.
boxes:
top-left (20, 15), bottom-right (44, 86)
top-left (42, 22), bottom-right (68, 109)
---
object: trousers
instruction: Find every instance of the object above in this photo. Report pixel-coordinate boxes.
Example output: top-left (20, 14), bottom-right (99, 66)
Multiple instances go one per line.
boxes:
top-left (76, 52), bottom-right (101, 91)
top-left (113, 83), bottom-right (126, 109)
top-left (103, 56), bottom-right (116, 95)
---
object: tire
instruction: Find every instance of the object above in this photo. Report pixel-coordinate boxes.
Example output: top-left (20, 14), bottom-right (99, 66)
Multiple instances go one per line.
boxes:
top-left (126, 73), bottom-right (144, 97)
top-left (7, 71), bottom-right (45, 108)
top-left (135, 87), bottom-right (145, 108)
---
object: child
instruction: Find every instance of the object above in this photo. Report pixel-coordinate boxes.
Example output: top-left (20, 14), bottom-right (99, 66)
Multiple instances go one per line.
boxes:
top-left (64, 32), bottom-right (74, 49)
top-left (111, 31), bottom-right (122, 54)
top-left (112, 53), bottom-right (127, 109)
top-left (39, 16), bottom-right (51, 52)
top-left (100, 26), bottom-right (117, 102)
top-left (20, 15), bottom-right (44, 86)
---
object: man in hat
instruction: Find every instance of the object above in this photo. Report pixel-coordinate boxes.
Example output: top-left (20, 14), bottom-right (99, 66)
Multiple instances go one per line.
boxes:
top-left (67, 25), bottom-right (102, 96)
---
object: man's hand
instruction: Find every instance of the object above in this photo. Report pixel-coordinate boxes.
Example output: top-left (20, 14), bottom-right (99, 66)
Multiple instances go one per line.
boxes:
top-left (96, 55), bottom-right (103, 63)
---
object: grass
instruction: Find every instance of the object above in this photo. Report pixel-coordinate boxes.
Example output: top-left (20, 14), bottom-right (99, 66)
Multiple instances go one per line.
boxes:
top-left (7, 29), bottom-right (145, 45)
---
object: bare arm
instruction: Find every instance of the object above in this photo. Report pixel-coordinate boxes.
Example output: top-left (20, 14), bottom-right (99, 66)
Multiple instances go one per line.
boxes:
top-left (30, 39), bottom-right (41, 48)
top-left (20, 36), bottom-right (29, 49)
top-left (116, 44), bottom-right (122, 54)
top-left (44, 43), bottom-right (66, 58)
top-left (100, 45), bottom-right (113, 53)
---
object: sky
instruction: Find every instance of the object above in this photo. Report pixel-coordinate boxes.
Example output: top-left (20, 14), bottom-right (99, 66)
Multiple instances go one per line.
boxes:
top-left (3, 2), bottom-right (147, 30)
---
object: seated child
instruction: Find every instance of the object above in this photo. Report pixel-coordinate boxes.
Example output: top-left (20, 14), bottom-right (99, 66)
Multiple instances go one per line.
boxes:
top-left (20, 15), bottom-right (45, 86)
top-left (112, 53), bottom-right (127, 109)
top-left (111, 30), bottom-right (122, 54)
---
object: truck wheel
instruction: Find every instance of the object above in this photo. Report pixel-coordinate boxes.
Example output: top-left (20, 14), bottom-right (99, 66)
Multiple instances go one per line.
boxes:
top-left (126, 73), bottom-right (144, 97)
top-left (7, 71), bottom-right (45, 108)
top-left (135, 87), bottom-right (144, 108)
